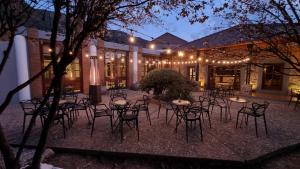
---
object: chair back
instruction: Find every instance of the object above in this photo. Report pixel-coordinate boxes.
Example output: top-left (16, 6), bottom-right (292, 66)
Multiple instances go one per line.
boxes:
top-left (252, 101), bottom-right (269, 115)
top-left (19, 100), bottom-right (35, 113)
top-left (198, 96), bottom-right (210, 109)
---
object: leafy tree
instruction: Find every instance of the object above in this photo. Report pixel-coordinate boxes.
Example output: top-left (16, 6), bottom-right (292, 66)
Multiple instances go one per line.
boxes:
top-left (140, 69), bottom-right (198, 101)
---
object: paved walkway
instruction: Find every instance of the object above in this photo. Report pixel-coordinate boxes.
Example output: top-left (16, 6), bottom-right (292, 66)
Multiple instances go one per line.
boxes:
top-left (1, 90), bottom-right (300, 163)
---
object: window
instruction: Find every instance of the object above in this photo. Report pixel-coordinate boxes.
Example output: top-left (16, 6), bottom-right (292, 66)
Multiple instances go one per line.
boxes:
top-left (42, 44), bottom-right (82, 93)
top-left (104, 50), bottom-right (127, 88)
top-left (262, 64), bottom-right (283, 90)
top-left (187, 66), bottom-right (196, 81)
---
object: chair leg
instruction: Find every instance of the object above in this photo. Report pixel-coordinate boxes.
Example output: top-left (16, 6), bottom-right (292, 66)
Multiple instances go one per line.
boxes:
top-left (254, 117), bottom-right (258, 137)
top-left (236, 112), bottom-right (240, 128)
top-left (199, 118), bottom-right (203, 141)
top-left (157, 103), bottom-right (161, 118)
top-left (263, 115), bottom-right (268, 135)
top-left (90, 117), bottom-right (95, 137)
top-left (186, 121), bottom-right (188, 143)
top-left (136, 119), bottom-right (139, 141)
top-left (220, 108), bottom-right (223, 122)
top-left (295, 100), bottom-right (299, 110)
top-left (175, 116), bottom-right (179, 133)
top-left (23, 115), bottom-right (26, 133)
top-left (165, 109), bottom-right (168, 124)
top-left (40, 116), bottom-right (44, 128)
top-left (288, 96), bottom-right (293, 105)
top-left (110, 116), bottom-right (113, 134)
top-left (120, 119), bottom-right (123, 143)
top-left (207, 111), bottom-right (212, 128)
top-left (146, 109), bottom-right (151, 125)
top-left (62, 116), bottom-right (66, 138)
top-left (85, 109), bottom-right (91, 124)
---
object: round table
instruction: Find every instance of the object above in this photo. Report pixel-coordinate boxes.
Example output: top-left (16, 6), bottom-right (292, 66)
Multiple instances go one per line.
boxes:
top-left (172, 99), bottom-right (191, 106)
top-left (113, 99), bottom-right (128, 106)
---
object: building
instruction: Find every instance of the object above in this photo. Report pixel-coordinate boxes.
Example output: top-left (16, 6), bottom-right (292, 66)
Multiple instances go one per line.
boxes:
top-left (1, 11), bottom-right (300, 104)
top-left (163, 25), bottom-right (300, 95)
top-left (0, 9), bottom-right (186, 103)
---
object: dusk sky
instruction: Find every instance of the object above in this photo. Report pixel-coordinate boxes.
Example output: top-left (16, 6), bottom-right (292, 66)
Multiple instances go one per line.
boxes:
top-left (110, 2), bottom-right (233, 42)
top-left (135, 15), bottom-right (231, 42)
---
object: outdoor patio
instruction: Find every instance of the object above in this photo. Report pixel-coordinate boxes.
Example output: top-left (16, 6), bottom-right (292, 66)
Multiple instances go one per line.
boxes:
top-left (1, 90), bottom-right (300, 164)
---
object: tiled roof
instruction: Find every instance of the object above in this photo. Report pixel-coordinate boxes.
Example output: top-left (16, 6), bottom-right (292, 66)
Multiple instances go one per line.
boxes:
top-left (178, 24), bottom-right (300, 50)
top-left (150, 32), bottom-right (187, 49)
top-left (178, 25), bottom-right (251, 50)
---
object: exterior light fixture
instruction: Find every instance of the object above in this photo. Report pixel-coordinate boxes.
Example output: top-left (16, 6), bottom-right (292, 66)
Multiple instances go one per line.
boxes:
top-left (69, 51), bottom-right (73, 55)
top-left (190, 55), bottom-right (194, 59)
top-left (48, 48), bottom-right (53, 52)
top-left (99, 55), bottom-right (103, 60)
top-left (178, 51), bottom-right (184, 57)
top-left (85, 54), bottom-right (89, 58)
top-left (130, 59), bottom-right (133, 63)
top-left (198, 57), bottom-right (202, 61)
top-left (121, 58), bottom-right (125, 63)
top-left (205, 59), bottom-right (209, 62)
top-left (138, 59), bottom-right (141, 64)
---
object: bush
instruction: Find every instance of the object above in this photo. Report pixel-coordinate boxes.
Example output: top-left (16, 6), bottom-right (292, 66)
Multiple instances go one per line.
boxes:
top-left (140, 69), bottom-right (198, 101)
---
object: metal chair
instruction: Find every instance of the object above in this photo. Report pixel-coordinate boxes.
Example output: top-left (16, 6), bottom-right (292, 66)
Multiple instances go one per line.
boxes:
top-left (132, 95), bottom-right (151, 125)
top-left (116, 103), bottom-right (139, 143)
top-left (236, 101), bottom-right (269, 137)
top-left (90, 103), bottom-right (113, 137)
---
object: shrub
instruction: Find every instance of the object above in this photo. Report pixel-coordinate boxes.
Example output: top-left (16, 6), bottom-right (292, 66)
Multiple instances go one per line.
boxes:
top-left (140, 69), bottom-right (198, 101)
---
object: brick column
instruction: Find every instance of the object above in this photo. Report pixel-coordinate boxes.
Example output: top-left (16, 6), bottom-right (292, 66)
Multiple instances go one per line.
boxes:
top-left (128, 45), bottom-right (134, 88)
top-left (27, 27), bottom-right (43, 97)
top-left (137, 48), bottom-right (143, 81)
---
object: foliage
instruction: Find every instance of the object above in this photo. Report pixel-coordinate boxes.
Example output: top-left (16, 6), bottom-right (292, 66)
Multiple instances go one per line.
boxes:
top-left (211, 0), bottom-right (300, 76)
top-left (140, 69), bottom-right (198, 101)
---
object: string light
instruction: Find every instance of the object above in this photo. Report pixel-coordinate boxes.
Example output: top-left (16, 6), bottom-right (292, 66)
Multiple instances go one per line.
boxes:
top-left (198, 57), bottom-right (202, 61)
top-left (121, 58), bottom-right (125, 63)
top-left (205, 59), bottom-right (209, 63)
top-left (190, 55), bottom-right (194, 60)
top-left (166, 49), bottom-right (172, 54)
top-left (212, 60), bottom-right (215, 63)
top-left (129, 36), bottom-right (135, 43)
top-left (145, 61), bottom-right (149, 64)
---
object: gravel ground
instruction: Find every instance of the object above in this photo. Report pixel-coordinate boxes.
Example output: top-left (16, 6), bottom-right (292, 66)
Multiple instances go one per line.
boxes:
top-left (46, 150), bottom-right (300, 169)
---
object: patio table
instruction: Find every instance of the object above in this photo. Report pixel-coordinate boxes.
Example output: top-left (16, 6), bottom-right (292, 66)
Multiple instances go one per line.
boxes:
top-left (111, 99), bottom-right (130, 132)
top-left (172, 99), bottom-right (191, 129)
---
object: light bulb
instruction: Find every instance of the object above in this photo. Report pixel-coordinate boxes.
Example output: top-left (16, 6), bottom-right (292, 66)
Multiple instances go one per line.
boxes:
top-left (166, 49), bottom-right (172, 54)
top-left (149, 43), bottom-right (155, 49)
top-left (129, 36), bottom-right (135, 43)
